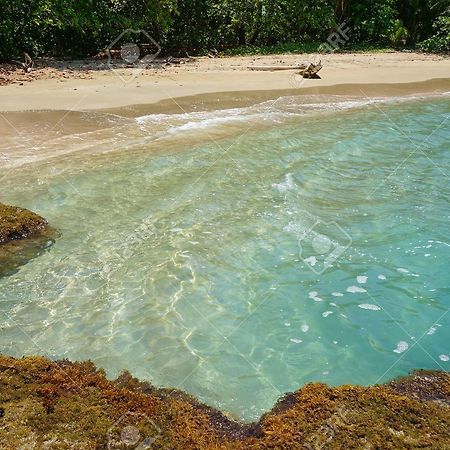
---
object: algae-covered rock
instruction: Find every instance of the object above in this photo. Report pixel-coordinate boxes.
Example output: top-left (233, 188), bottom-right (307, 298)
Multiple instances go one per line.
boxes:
top-left (0, 203), bottom-right (48, 244)
top-left (0, 355), bottom-right (449, 449)
top-left (0, 203), bottom-right (53, 277)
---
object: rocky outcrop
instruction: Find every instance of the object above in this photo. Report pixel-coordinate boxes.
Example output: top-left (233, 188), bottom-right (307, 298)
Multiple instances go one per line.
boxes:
top-left (0, 203), bottom-right (48, 244)
top-left (0, 203), bottom-right (54, 277)
top-left (0, 355), bottom-right (449, 449)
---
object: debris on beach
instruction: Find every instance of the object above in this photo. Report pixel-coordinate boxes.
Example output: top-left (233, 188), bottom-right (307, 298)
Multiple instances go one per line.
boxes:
top-left (248, 61), bottom-right (323, 78)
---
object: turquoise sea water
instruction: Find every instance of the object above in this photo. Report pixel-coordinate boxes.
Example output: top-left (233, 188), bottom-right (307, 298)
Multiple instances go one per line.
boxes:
top-left (0, 94), bottom-right (449, 421)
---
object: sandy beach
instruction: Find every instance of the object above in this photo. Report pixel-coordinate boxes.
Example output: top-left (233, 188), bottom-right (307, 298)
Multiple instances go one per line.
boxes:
top-left (0, 52), bottom-right (449, 113)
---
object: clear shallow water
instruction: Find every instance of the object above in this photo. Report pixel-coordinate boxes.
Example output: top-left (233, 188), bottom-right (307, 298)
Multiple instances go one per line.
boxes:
top-left (0, 94), bottom-right (449, 421)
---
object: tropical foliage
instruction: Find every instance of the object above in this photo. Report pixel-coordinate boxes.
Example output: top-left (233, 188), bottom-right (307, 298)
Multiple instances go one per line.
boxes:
top-left (0, 0), bottom-right (448, 59)
top-left (419, 8), bottom-right (450, 51)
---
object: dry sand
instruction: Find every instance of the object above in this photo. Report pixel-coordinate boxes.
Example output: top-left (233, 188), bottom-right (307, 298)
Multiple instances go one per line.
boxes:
top-left (0, 52), bottom-right (449, 113)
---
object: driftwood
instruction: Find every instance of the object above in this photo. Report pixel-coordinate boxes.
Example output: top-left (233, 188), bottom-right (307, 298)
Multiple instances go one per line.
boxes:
top-left (207, 49), bottom-right (219, 58)
top-left (165, 56), bottom-right (182, 65)
top-left (11, 52), bottom-right (34, 73)
top-left (248, 61), bottom-right (323, 78)
top-left (164, 56), bottom-right (195, 66)
top-left (298, 61), bottom-right (322, 79)
top-left (248, 64), bottom-right (307, 71)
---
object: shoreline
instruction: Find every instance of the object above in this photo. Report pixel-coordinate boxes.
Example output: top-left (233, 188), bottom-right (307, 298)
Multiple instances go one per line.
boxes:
top-left (1, 76), bottom-right (449, 197)
top-left (0, 52), bottom-right (449, 113)
top-left (104, 78), bottom-right (450, 118)
top-left (1, 79), bottom-right (448, 174)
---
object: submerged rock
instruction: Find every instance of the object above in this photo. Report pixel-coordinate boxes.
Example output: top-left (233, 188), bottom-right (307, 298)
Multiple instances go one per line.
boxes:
top-left (0, 203), bottom-right (48, 244)
top-left (0, 355), bottom-right (449, 449)
top-left (0, 203), bottom-right (54, 277)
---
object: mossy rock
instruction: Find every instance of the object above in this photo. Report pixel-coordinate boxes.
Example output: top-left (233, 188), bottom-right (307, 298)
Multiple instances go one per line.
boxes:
top-left (0, 355), bottom-right (449, 449)
top-left (0, 203), bottom-right (48, 244)
top-left (0, 203), bottom-right (54, 277)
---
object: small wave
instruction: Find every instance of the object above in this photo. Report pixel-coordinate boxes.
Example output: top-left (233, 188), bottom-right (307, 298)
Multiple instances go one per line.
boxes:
top-left (135, 107), bottom-right (250, 126)
top-left (167, 113), bottom-right (261, 134)
top-left (134, 94), bottom-right (425, 135)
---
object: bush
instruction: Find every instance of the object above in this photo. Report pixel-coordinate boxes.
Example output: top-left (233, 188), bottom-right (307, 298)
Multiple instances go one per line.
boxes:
top-left (0, 0), bottom-right (172, 60)
top-left (346, 0), bottom-right (397, 45)
top-left (390, 19), bottom-right (409, 48)
top-left (418, 12), bottom-right (450, 52)
top-left (0, 0), bottom-right (448, 60)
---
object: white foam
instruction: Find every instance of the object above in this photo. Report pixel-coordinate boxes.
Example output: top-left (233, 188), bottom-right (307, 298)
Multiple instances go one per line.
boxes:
top-left (170, 115), bottom-right (248, 132)
top-left (308, 291), bottom-right (323, 302)
top-left (427, 326), bottom-right (437, 335)
top-left (322, 311), bottom-right (333, 318)
top-left (346, 286), bottom-right (367, 294)
top-left (332, 292), bottom-right (344, 297)
top-left (301, 324), bottom-right (309, 333)
top-left (305, 256), bottom-right (317, 266)
top-left (136, 106), bottom-right (246, 125)
top-left (357, 275), bottom-right (368, 284)
top-left (377, 274), bottom-right (386, 280)
top-left (393, 341), bottom-right (409, 354)
top-left (397, 268), bottom-right (409, 274)
top-left (439, 354), bottom-right (450, 362)
top-left (283, 222), bottom-right (304, 235)
top-left (358, 304), bottom-right (381, 311)
top-left (284, 322), bottom-right (291, 327)
top-left (290, 338), bottom-right (302, 344)
top-left (272, 173), bottom-right (295, 192)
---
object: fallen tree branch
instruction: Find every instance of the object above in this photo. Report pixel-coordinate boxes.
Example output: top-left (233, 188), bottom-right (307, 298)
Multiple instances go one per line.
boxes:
top-left (248, 64), bottom-right (307, 71)
top-left (11, 52), bottom-right (34, 73)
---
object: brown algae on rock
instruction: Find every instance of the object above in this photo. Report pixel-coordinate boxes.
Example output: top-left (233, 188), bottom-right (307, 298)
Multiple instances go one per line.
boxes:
top-left (0, 203), bottom-right (48, 244)
top-left (0, 203), bottom-right (55, 276)
top-left (0, 355), bottom-right (449, 449)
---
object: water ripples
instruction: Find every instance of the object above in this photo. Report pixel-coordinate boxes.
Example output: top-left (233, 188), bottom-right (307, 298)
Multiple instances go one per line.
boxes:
top-left (0, 93), bottom-right (449, 421)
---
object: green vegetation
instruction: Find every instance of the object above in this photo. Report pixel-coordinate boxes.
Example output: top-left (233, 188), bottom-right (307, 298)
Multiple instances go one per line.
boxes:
top-left (0, 354), bottom-right (449, 448)
top-left (225, 42), bottom-right (395, 56)
top-left (419, 10), bottom-right (450, 51)
top-left (0, 0), bottom-right (448, 60)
